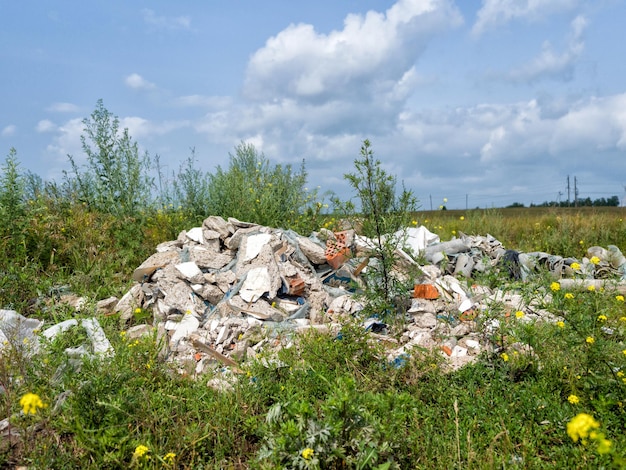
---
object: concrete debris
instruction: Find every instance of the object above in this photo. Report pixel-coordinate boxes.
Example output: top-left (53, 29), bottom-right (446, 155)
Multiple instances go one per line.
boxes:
top-left (0, 310), bottom-right (113, 358)
top-left (108, 215), bottom-right (626, 377)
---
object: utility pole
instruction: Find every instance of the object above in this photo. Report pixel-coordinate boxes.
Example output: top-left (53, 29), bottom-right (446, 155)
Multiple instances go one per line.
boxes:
top-left (567, 175), bottom-right (571, 206)
top-left (574, 177), bottom-right (578, 207)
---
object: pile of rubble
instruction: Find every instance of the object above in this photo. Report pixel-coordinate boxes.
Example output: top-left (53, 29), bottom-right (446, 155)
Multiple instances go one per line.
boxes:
top-left (111, 215), bottom-right (626, 374)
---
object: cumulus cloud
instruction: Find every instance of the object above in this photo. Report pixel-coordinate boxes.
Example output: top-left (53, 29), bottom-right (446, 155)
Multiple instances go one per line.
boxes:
top-left (45, 118), bottom-right (84, 164)
top-left (141, 8), bottom-right (191, 30)
top-left (125, 73), bottom-right (157, 90)
top-left (1, 125), bottom-right (16, 137)
top-left (46, 102), bottom-right (80, 113)
top-left (243, 0), bottom-right (462, 105)
top-left (36, 120), bottom-right (56, 133)
top-left (472, 0), bottom-right (579, 36)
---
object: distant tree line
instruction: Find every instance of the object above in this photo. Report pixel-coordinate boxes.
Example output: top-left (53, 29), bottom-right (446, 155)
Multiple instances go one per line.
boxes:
top-left (506, 196), bottom-right (621, 208)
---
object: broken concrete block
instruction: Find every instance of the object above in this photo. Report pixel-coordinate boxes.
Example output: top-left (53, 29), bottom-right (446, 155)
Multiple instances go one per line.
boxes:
top-left (189, 246), bottom-right (234, 270)
top-left (203, 215), bottom-right (233, 239)
top-left (133, 251), bottom-right (181, 283)
top-left (115, 284), bottom-right (145, 322)
top-left (96, 296), bottom-right (118, 314)
top-left (297, 236), bottom-right (327, 265)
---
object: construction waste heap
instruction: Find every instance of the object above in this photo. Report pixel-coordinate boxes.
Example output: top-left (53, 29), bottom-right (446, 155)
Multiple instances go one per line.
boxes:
top-left (3, 215), bottom-right (626, 384)
top-left (112, 215), bottom-right (626, 376)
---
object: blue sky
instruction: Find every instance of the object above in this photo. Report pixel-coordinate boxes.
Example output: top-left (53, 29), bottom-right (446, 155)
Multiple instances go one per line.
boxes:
top-left (2, 0), bottom-right (626, 209)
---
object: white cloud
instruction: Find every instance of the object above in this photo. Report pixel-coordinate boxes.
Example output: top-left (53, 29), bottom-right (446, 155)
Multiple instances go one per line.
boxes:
top-left (141, 8), bottom-right (191, 31)
top-left (46, 102), bottom-right (80, 113)
top-left (36, 120), bottom-right (56, 133)
top-left (498, 15), bottom-right (587, 83)
top-left (45, 118), bottom-right (84, 164)
top-left (1, 125), bottom-right (16, 137)
top-left (119, 117), bottom-right (190, 140)
top-left (472, 0), bottom-right (579, 36)
top-left (125, 73), bottom-right (156, 90)
top-left (243, 0), bottom-right (462, 104)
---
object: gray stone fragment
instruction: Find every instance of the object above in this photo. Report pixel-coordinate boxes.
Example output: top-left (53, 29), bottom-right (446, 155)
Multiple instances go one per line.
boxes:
top-left (133, 251), bottom-right (180, 282)
top-left (203, 216), bottom-right (233, 239)
top-left (189, 246), bottom-right (234, 270)
top-left (412, 312), bottom-right (437, 329)
top-left (115, 284), bottom-right (145, 322)
top-left (297, 236), bottom-right (328, 265)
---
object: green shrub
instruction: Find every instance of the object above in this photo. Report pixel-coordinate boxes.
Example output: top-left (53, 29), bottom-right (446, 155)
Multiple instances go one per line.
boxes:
top-left (206, 142), bottom-right (321, 232)
top-left (65, 99), bottom-right (154, 218)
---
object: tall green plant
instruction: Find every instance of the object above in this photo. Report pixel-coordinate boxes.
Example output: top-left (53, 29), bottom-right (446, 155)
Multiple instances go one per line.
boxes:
top-left (170, 148), bottom-right (212, 218)
top-left (65, 99), bottom-right (153, 217)
top-left (0, 147), bottom-right (26, 219)
top-left (334, 140), bottom-right (419, 318)
top-left (0, 148), bottom-right (27, 258)
top-left (206, 142), bottom-right (318, 229)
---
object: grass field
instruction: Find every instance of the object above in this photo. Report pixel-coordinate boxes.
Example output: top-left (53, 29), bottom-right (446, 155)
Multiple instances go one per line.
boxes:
top-left (1, 204), bottom-right (625, 469)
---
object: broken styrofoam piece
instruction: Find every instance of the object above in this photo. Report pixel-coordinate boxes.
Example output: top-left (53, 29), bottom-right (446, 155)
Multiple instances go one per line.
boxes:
top-left (186, 227), bottom-right (204, 244)
top-left (81, 318), bottom-right (114, 357)
top-left (239, 267), bottom-right (272, 303)
top-left (242, 233), bottom-right (272, 262)
top-left (42, 319), bottom-right (79, 340)
top-left (0, 309), bottom-right (44, 356)
top-left (170, 313), bottom-right (200, 345)
top-left (175, 261), bottom-right (205, 284)
top-left (400, 226), bottom-right (440, 254)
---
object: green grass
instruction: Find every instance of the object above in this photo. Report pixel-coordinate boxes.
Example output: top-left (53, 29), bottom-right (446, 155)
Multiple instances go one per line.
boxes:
top-left (1, 191), bottom-right (626, 467)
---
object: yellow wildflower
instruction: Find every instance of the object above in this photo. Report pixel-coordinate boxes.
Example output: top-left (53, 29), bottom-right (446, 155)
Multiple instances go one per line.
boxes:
top-left (621, 317), bottom-right (626, 322)
top-left (163, 452), bottom-right (176, 464)
top-left (411, 220), bottom-right (417, 226)
top-left (459, 216), bottom-right (465, 220)
top-left (550, 282), bottom-right (561, 292)
top-left (302, 447), bottom-right (314, 460)
top-left (568, 394), bottom-right (580, 404)
top-left (616, 295), bottom-right (625, 302)
top-left (515, 310), bottom-right (524, 319)
top-left (133, 445), bottom-right (150, 460)
top-left (597, 438), bottom-right (612, 454)
top-left (587, 285), bottom-right (596, 292)
top-left (134, 307), bottom-right (142, 314)
top-left (617, 371), bottom-right (624, 377)
top-left (586, 336), bottom-right (595, 345)
top-left (556, 321), bottom-right (565, 328)
top-left (567, 413), bottom-right (600, 442)
top-left (501, 353), bottom-right (509, 362)
top-left (590, 256), bottom-right (601, 265)
top-left (19, 393), bottom-right (46, 415)
top-left (570, 262), bottom-right (581, 271)
top-left (564, 293), bottom-right (574, 300)
top-left (622, 349), bottom-right (626, 357)
top-left (597, 315), bottom-right (607, 322)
